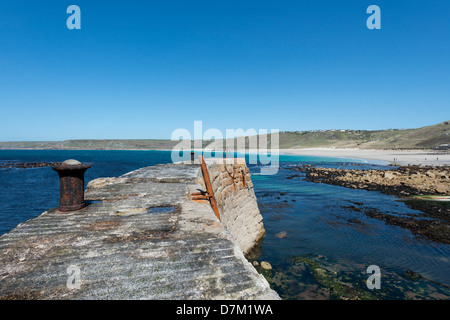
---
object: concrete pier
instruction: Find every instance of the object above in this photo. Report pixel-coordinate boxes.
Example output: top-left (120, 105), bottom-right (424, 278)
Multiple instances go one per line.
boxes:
top-left (0, 160), bottom-right (279, 300)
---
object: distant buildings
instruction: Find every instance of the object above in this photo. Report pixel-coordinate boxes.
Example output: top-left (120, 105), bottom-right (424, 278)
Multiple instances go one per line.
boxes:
top-left (433, 144), bottom-right (450, 150)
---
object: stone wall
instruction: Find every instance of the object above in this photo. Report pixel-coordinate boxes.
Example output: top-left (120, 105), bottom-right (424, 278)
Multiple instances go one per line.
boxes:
top-left (198, 158), bottom-right (265, 255)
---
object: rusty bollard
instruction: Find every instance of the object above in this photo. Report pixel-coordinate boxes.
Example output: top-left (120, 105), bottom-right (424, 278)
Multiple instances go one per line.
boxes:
top-left (190, 152), bottom-right (195, 162)
top-left (52, 159), bottom-right (91, 212)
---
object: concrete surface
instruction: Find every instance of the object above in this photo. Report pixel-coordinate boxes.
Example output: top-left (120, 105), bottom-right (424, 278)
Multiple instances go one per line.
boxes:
top-left (0, 162), bottom-right (279, 300)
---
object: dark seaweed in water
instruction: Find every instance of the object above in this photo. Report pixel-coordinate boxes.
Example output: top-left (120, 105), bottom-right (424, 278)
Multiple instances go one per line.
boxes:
top-left (363, 201), bottom-right (450, 245)
top-left (291, 164), bottom-right (450, 245)
top-left (265, 254), bottom-right (450, 300)
top-left (248, 161), bottom-right (450, 300)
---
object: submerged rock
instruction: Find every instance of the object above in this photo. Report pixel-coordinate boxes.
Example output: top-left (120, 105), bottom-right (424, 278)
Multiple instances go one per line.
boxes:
top-left (275, 231), bottom-right (288, 239)
top-left (261, 261), bottom-right (272, 270)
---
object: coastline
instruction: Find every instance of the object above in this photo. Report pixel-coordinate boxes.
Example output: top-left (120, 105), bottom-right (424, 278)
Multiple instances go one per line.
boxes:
top-left (2, 147), bottom-right (450, 167)
top-left (1, 149), bottom-right (449, 298)
top-left (278, 148), bottom-right (450, 166)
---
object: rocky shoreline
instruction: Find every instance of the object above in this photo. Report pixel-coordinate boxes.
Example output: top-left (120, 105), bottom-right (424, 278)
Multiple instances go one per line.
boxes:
top-left (0, 161), bottom-right (61, 169)
top-left (296, 165), bottom-right (449, 196)
top-left (291, 165), bottom-right (450, 245)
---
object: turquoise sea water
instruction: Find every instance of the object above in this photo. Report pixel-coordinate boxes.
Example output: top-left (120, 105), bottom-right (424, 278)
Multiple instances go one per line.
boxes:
top-left (1, 150), bottom-right (449, 299)
top-left (250, 160), bottom-right (450, 299)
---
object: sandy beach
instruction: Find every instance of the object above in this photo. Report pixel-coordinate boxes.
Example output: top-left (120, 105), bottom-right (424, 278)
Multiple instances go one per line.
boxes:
top-left (278, 148), bottom-right (450, 166)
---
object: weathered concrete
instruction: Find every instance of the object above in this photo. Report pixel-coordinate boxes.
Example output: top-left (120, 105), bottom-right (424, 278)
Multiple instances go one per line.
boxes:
top-left (199, 158), bottom-right (266, 255)
top-left (0, 161), bottom-right (279, 300)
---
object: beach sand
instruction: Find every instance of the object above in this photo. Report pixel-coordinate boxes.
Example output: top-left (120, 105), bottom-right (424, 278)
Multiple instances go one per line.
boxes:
top-left (278, 148), bottom-right (450, 166)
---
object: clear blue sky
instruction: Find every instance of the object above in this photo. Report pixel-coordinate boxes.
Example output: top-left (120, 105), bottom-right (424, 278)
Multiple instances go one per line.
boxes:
top-left (0, 0), bottom-right (449, 141)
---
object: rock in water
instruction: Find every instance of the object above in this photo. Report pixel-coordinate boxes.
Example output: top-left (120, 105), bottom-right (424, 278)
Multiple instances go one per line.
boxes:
top-left (275, 231), bottom-right (287, 238)
top-left (261, 261), bottom-right (272, 270)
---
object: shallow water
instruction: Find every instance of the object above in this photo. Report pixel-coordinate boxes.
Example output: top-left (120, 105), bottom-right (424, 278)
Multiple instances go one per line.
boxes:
top-left (249, 161), bottom-right (450, 299)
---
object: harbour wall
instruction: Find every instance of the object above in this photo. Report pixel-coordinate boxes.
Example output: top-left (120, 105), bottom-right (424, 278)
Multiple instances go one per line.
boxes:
top-left (197, 158), bottom-right (265, 255)
top-left (0, 158), bottom-right (278, 299)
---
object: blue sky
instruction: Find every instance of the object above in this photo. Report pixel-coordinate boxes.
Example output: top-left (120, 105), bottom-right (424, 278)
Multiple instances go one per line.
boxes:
top-left (0, 0), bottom-right (449, 141)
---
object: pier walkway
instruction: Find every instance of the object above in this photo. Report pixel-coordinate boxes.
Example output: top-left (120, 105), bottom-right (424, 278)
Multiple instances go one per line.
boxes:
top-left (0, 162), bottom-right (279, 300)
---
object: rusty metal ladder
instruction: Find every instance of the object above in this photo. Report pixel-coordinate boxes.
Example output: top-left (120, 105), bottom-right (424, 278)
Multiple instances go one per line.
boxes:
top-left (191, 155), bottom-right (221, 222)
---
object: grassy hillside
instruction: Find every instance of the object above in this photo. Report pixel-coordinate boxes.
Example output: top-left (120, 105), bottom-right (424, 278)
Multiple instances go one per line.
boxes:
top-left (1, 121), bottom-right (449, 150)
top-left (277, 120), bottom-right (449, 149)
top-left (206, 120), bottom-right (450, 150)
top-left (0, 139), bottom-right (179, 150)
top-left (54, 139), bottom-right (180, 150)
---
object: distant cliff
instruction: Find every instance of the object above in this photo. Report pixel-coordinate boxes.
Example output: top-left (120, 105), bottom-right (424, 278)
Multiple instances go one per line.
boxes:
top-left (0, 139), bottom-right (179, 150)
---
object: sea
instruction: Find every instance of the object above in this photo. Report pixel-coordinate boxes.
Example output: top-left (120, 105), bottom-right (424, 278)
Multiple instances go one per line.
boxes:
top-left (1, 149), bottom-right (449, 300)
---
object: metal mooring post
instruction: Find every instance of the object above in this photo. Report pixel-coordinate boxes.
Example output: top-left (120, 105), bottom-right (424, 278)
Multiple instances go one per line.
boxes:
top-left (190, 151), bottom-right (195, 162)
top-left (52, 159), bottom-right (91, 212)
